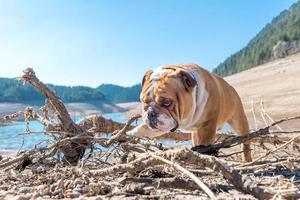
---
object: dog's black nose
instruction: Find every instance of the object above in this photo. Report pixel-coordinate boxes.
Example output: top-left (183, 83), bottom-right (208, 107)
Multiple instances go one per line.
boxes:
top-left (147, 111), bottom-right (156, 119)
top-left (147, 107), bottom-right (157, 119)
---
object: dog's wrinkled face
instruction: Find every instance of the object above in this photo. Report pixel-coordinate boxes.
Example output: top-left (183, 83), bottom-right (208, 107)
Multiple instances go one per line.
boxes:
top-left (141, 66), bottom-right (196, 132)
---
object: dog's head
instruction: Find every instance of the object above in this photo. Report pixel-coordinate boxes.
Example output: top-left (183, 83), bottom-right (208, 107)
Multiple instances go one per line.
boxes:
top-left (140, 65), bottom-right (197, 132)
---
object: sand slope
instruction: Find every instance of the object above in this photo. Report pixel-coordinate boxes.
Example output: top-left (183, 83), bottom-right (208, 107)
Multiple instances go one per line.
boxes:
top-left (225, 53), bottom-right (300, 129)
top-left (0, 100), bottom-right (127, 118)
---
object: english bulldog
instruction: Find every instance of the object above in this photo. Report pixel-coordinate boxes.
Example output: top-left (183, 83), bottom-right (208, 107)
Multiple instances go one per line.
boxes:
top-left (128, 64), bottom-right (252, 161)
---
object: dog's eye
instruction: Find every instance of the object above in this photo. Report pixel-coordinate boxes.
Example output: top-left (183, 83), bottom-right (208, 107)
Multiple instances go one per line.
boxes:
top-left (162, 99), bottom-right (172, 108)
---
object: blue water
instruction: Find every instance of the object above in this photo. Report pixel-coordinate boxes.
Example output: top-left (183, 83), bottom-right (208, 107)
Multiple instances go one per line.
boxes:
top-left (0, 112), bottom-right (234, 150)
top-left (0, 112), bottom-right (131, 150)
top-left (0, 112), bottom-right (195, 151)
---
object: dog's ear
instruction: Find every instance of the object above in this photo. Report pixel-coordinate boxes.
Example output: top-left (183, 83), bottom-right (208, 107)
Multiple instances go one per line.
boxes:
top-left (142, 70), bottom-right (153, 87)
top-left (178, 70), bottom-right (196, 92)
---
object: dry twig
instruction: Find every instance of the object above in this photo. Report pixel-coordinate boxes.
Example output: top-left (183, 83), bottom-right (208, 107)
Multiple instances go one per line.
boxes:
top-left (149, 153), bottom-right (216, 199)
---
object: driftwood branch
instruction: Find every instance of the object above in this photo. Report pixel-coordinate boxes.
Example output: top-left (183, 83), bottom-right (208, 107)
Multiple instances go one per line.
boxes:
top-left (16, 68), bottom-right (133, 165)
top-left (238, 134), bottom-right (300, 167)
top-left (20, 68), bottom-right (81, 133)
top-left (191, 115), bottom-right (300, 154)
top-left (19, 68), bottom-right (85, 164)
top-left (105, 114), bottom-right (141, 146)
top-left (77, 114), bottom-right (126, 133)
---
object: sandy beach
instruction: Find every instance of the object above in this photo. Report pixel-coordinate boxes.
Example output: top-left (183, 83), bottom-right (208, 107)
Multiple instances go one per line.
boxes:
top-left (225, 52), bottom-right (300, 129)
top-left (0, 101), bottom-right (127, 119)
top-left (0, 149), bottom-right (17, 157)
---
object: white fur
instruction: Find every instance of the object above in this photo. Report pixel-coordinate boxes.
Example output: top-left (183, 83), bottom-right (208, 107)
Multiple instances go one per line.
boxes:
top-left (156, 113), bottom-right (177, 132)
top-left (151, 66), bottom-right (165, 81)
top-left (145, 66), bottom-right (166, 101)
top-left (179, 68), bottom-right (208, 131)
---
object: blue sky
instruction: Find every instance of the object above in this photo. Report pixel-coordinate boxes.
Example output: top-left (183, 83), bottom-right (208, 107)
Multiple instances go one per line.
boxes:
top-left (0, 0), bottom-right (298, 87)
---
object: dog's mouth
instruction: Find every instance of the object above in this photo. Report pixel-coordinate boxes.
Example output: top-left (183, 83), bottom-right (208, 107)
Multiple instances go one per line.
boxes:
top-left (148, 120), bottom-right (157, 130)
top-left (146, 119), bottom-right (178, 133)
top-left (150, 119), bottom-right (178, 132)
top-left (143, 110), bottom-right (178, 132)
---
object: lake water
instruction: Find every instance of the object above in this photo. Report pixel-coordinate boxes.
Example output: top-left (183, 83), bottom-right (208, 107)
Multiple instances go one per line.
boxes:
top-left (0, 112), bottom-right (132, 150)
top-left (0, 112), bottom-right (192, 151)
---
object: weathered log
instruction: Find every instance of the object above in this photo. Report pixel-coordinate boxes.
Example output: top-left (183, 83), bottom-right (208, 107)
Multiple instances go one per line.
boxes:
top-left (191, 116), bottom-right (300, 155)
top-left (20, 68), bottom-right (85, 164)
top-left (77, 114), bottom-right (126, 133)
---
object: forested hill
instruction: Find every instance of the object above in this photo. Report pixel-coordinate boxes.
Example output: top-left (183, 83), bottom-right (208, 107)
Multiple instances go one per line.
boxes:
top-left (0, 78), bottom-right (106, 103)
top-left (213, 1), bottom-right (300, 77)
top-left (0, 78), bottom-right (142, 104)
top-left (97, 84), bottom-right (142, 103)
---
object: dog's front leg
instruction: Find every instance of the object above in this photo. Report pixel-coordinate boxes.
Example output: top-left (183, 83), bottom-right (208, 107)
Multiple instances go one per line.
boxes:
top-left (127, 124), bottom-right (166, 138)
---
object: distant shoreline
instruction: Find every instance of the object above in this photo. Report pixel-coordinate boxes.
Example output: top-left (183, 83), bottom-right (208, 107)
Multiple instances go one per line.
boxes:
top-left (117, 102), bottom-right (142, 119)
top-left (0, 102), bottom-right (142, 128)
top-left (0, 149), bottom-right (17, 157)
top-left (0, 101), bottom-right (131, 118)
top-left (0, 121), bottom-right (14, 126)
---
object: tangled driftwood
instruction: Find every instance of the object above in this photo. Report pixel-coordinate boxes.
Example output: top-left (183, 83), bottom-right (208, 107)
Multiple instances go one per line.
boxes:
top-left (0, 68), bottom-right (300, 199)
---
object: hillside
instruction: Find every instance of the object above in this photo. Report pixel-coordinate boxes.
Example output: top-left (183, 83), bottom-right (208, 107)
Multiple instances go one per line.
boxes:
top-left (97, 84), bottom-right (141, 103)
top-left (0, 78), bottom-right (141, 115)
top-left (0, 78), bottom-right (105, 103)
top-left (225, 52), bottom-right (300, 130)
top-left (0, 78), bottom-right (142, 104)
top-left (214, 1), bottom-right (300, 76)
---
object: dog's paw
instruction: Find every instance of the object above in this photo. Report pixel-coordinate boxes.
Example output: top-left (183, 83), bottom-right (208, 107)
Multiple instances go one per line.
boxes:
top-left (191, 145), bottom-right (219, 156)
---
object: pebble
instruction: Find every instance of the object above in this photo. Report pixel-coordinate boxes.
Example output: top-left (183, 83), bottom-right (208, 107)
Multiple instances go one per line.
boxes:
top-left (64, 180), bottom-right (71, 189)
top-left (36, 166), bottom-right (45, 173)
top-left (18, 187), bottom-right (30, 194)
top-left (0, 186), bottom-right (9, 191)
top-left (31, 192), bottom-right (41, 199)
top-left (36, 185), bottom-right (45, 193)
top-left (52, 189), bottom-right (63, 196)
top-left (56, 179), bottom-right (63, 188)
top-left (93, 197), bottom-right (103, 200)
top-left (74, 178), bottom-right (83, 186)
top-left (0, 191), bottom-right (9, 198)
top-left (65, 191), bottom-right (81, 198)
top-left (73, 186), bottom-right (83, 194)
top-left (83, 185), bottom-right (90, 194)
top-left (35, 197), bottom-right (47, 200)
top-left (82, 175), bottom-right (90, 185)
top-left (16, 194), bottom-right (31, 200)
